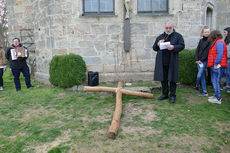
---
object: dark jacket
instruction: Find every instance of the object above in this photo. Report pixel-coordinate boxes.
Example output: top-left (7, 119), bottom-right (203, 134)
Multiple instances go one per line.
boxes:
top-left (5, 44), bottom-right (29, 69)
top-left (153, 31), bottom-right (185, 82)
top-left (195, 37), bottom-right (210, 62)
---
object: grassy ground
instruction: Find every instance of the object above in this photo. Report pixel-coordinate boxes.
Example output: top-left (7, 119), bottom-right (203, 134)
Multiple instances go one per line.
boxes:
top-left (0, 69), bottom-right (230, 153)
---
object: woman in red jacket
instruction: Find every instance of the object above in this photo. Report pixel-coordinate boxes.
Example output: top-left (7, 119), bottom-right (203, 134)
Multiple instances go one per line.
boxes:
top-left (207, 30), bottom-right (227, 104)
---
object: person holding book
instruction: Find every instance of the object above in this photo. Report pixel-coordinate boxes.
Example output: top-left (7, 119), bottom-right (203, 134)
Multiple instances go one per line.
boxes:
top-left (5, 38), bottom-right (33, 91)
top-left (152, 21), bottom-right (185, 103)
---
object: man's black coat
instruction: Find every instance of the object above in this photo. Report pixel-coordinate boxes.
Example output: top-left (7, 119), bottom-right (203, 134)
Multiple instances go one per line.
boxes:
top-left (153, 31), bottom-right (185, 82)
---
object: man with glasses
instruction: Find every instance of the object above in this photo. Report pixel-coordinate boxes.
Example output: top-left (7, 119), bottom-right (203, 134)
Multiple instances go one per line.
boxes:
top-left (153, 21), bottom-right (185, 103)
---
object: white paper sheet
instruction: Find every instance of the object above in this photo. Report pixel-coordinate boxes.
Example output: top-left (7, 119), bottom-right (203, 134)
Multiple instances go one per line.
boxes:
top-left (160, 42), bottom-right (171, 50)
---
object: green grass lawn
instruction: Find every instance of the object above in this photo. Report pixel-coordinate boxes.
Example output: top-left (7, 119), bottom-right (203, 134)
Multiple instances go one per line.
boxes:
top-left (0, 69), bottom-right (230, 153)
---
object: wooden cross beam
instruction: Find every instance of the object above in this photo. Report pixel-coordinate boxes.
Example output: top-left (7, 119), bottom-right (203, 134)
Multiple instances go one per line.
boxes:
top-left (84, 82), bottom-right (153, 139)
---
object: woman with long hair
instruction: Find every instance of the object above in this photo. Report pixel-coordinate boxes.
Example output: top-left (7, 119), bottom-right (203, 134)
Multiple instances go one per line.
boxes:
top-left (223, 27), bottom-right (230, 93)
top-left (207, 30), bottom-right (228, 104)
top-left (195, 26), bottom-right (210, 96)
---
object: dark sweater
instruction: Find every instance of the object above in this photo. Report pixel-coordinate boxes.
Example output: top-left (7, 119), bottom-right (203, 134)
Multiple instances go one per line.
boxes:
top-left (195, 37), bottom-right (210, 62)
top-left (5, 44), bottom-right (29, 69)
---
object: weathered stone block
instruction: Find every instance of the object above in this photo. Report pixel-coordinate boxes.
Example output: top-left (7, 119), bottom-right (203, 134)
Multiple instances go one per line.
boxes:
top-left (14, 6), bottom-right (26, 13)
top-left (131, 23), bottom-right (149, 35)
top-left (82, 47), bottom-right (97, 56)
top-left (83, 57), bottom-right (101, 65)
top-left (52, 49), bottom-right (68, 55)
top-left (145, 36), bottom-right (156, 49)
top-left (79, 41), bottom-right (94, 48)
top-left (46, 37), bottom-right (54, 49)
top-left (74, 24), bottom-right (91, 34)
top-left (37, 40), bottom-right (46, 49)
top-left (39, 0), bottom-right (53, 8)
top-left (108, 24), bottom-right (122, 34)
top-left (111, 34), bottom-right (120, 41)
top-left (47, 5), bottom-right (62, 15)
top-left (91, 25), bottom-right (106, 34)
top-left (94, 41), bottom-right (105, 52)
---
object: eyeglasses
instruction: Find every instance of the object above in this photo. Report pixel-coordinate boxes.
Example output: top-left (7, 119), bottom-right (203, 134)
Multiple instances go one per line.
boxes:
top-left (165, 27), bottom-right (172, 30)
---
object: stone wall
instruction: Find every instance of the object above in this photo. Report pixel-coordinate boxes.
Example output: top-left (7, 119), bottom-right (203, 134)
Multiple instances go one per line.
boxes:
top-left (6, 0), bottom-right (230, 84)
top-left (216, 0), bottom-right (230, 31)
top-left (7, 0), bottom-right (36, 74)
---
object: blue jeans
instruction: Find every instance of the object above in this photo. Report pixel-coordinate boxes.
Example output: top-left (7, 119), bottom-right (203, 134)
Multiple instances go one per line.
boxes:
top-left (196, 61), bottom-right (207, 92)
top-left (11, 65), bottom-right (32, 90)
top-left (210, 67), bottom-right (225, 100)
top-left (225, 62), bottom-right (230, 85)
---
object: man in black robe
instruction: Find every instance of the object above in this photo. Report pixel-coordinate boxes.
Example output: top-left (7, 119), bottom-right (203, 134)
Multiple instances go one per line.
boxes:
top-left (153, 21), bottom-right (185, 103)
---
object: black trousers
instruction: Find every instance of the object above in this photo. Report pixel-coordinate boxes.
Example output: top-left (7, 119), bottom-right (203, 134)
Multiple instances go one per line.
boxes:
top-left (11, 65), bottom-right (32, 90)
top-left (161, 65), bottom-right (177, 97)
top-left (0, 68), bottom-right (3, 87)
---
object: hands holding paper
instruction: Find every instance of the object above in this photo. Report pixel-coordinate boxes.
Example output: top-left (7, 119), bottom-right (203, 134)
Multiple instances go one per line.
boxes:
top-left (167, 45), bottom-right (174, 50)
top-left (158, 39), bottom-right (174, 50)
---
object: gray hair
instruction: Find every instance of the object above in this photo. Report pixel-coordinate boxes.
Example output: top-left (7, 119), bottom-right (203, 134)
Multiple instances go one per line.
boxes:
top-left (165, 20), bottom-right (175, 27)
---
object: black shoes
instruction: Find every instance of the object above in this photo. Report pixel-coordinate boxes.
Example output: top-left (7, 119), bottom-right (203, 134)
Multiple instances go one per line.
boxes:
top-left (157, 95), bottom-right (169, 100)
top-left (158, 95), bottom-right (176, 103)
top-left (27, 85), bottom-right (34, 88)
top-left (170, 97), bottom-right (176, 103)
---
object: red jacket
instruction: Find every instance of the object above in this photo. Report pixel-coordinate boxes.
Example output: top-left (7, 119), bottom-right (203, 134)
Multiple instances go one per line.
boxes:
top-left (207, 39), bottom-right (227, 67)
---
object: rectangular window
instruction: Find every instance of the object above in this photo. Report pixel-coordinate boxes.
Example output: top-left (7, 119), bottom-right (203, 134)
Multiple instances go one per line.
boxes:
top-left (138, 0), bottom-right (168, 14)
top-left (83, 0), bottom-right (114, 15)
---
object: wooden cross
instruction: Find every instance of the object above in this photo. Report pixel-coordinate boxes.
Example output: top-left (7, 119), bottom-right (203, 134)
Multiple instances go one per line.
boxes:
top-left (84, 82), bottom-right (153, 139)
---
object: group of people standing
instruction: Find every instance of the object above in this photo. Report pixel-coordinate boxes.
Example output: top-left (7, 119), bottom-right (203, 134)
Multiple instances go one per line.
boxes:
top-left (0, 22), bottom-right (229, 105)
top-left (153, 21), bottom-right (229, 104)
top-left (195, 27), bottom-right (229, 104)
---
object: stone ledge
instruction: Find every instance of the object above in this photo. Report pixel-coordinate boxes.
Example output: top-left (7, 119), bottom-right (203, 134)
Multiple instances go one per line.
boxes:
top-left (34, 71), bottom-right (156, 85)
top-left (99, 72), bottom-right (154, 82)
top-left (35, 72), bottom-right (50, 85)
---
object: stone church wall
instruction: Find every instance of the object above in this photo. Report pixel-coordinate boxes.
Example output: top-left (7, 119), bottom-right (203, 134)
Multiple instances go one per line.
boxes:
top-left (6, 0), bottom-right (230, 83)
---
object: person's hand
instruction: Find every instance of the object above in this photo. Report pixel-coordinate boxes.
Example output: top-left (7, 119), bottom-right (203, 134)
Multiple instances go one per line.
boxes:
top-left (214, 65), bottom-right (218, 69)
top-left (157, 40), bottom-right (165, 46)
top-left (196, 60), bottom-right (202, 64)
top-left (167, 45), bottom-right (174, 50)
top-left (3, 66), bottom-right (6, 72)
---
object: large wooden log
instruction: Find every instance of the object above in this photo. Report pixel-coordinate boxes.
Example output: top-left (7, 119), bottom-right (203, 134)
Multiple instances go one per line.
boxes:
top-left (120, 89), bottom-right (153, 98)
top-left (84, 86), bottom-right (153, 98)
top-left (108, 82), bottom-right (123, 139)
top-left (84, 82), bottom-right (154, 139)
top-left (84, 86), bottom-right (116, 93)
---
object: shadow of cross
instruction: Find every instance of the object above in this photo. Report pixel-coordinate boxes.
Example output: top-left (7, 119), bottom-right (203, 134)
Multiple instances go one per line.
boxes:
top-left (84, 82), bottom-right (154, 139)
